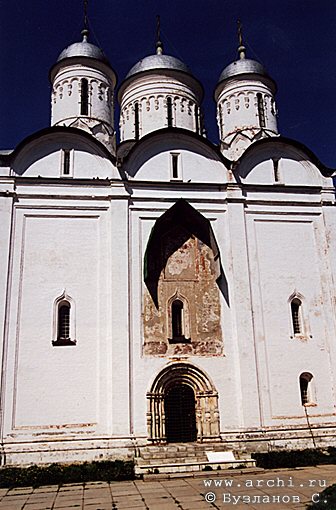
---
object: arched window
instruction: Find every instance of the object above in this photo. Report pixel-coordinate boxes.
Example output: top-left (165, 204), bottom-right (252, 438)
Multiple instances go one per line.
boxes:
top-left (291, 298), bottom-right (302, 335)
top-left (172, 299), bottom-right (183, 339)
top-left (257, 93), bottom-right (265, 128)
top-left (167, 97), bottom-right (173, 127)
top-left (134, 102), bottom-right (140, 140)
top-left (80, 78), bottom-right (89, 116)
top-left (58, 303), bottom-right (70, 340)
top-left (168, 296), bottom-right (191, 344)
top-left (299, 372), bottom-right (314, 405)
top-left (52, 292), bottom-right (76, 346)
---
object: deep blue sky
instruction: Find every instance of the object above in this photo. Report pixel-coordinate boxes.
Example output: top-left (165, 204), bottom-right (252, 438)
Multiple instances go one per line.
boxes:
top-left (1, 0), bottom-right (335, 168)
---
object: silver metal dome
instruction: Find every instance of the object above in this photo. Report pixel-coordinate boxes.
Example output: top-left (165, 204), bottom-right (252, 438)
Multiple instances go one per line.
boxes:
top-left (125, 54), bottom-right (191, 79)
top-left (218, 58), bottom-right (269, 83)
top-left (57, 39), bottom-right (110, 66)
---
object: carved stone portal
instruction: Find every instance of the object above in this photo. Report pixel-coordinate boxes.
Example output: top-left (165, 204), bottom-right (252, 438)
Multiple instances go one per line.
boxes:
top-left (147, 362), bottom-right (220, 443)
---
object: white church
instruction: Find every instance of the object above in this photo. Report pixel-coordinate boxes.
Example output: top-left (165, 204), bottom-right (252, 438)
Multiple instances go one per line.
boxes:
top-left (0, 23), bottom-right (335, 468)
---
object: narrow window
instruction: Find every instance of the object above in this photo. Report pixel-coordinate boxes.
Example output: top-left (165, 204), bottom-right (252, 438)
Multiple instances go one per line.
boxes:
top-left (167, 97), bottom-right (173, 127)
top-left (272, 158), bottom-right (280, 182)
top-left (80, 78), bottom-right (89, 116)
top-left (291, 298), bottom-right (302, 335)
top-left (271, 98), bottom-right (276, 116)
top-left (171, 153), bottom-right (179, 179)
top-left (195, 104), bottom-right (199, 134)
top-left (134, 102), bottom-right (140, 140)
top-left (172, 299), bottom-right (183, 339)
top-left (63, 150), bottom-right (70, 175)
top-left (52, 293), bottom-right (76, 346)
top-left (58, 303), bottom-right (70, 340)
top-left (218, 104), bottom-right (223, 139)
top-left (257, 93), bottom-right (265, 128)
top-left (299, 373), bottom-right (313, 405)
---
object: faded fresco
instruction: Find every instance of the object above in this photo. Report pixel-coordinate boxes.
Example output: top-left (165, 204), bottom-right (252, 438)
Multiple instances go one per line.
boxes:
top-left (143, 226), bottom-right (223, 356)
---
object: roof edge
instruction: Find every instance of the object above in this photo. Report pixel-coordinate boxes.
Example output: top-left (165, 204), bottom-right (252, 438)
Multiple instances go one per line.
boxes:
top-left (1, 126), bottom-right (117, 165)
top-left (118, 126), bottom-right (230, 165)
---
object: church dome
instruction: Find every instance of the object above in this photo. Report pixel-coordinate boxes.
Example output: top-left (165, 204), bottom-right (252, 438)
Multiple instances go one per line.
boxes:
top-left (217, 58), bottom-right (269, 84)
top-left (125, 53), bottom-right (191, 79)
top-left (50, 28), bottom-right (117, 154)
top-left (56, 30), bottom-right (110, 67)
top-left (214, 41), bottom-right (278, 161)
top-left (118, 40), bottom-right (203, 142)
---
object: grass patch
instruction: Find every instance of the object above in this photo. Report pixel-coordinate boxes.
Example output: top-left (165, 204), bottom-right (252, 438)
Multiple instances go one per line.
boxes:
top-left (307, 483), bottom-right (336, 509)
top-left (252, 447), bottom-right (336, 469)
top-left (0, 459), bottom-right (134, 488)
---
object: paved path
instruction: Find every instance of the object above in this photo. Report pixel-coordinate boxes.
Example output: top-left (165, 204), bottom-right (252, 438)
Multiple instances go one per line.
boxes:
top-left (0, 464), bottom-right (335, 509)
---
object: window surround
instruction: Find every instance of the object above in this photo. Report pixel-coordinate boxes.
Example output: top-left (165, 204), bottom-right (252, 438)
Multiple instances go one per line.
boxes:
top-left (52, 290), bottom-right (76, 346)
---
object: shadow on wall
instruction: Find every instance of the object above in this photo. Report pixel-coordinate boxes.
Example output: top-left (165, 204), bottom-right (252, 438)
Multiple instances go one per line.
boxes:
top-left (144, 198), bottom-right (229, 307)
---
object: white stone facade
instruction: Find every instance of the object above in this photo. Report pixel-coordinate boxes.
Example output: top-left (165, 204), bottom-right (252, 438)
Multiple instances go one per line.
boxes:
top-left (0, 34), bottom-right (335, 467)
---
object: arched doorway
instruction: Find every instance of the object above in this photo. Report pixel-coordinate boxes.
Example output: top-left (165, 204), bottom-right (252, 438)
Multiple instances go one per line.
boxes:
top-left (147, 362), bottom-right (220, 443)
top-left (164, 384), bottom-right (197, 443)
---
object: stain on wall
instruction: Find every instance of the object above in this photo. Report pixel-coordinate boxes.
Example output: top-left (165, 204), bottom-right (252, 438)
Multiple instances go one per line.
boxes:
top-left (143, 226), bottom-right (223, 356)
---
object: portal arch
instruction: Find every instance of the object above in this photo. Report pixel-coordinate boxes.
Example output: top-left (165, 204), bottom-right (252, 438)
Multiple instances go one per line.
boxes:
top-left (146, 362), bottom-right (220, 443)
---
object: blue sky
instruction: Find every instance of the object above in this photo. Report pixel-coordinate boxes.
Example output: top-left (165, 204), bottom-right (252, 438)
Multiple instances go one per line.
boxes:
top-left (1, 0), bottom-right (335, 168)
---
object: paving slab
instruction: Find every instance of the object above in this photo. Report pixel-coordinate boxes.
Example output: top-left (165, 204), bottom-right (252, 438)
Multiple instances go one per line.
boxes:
top-left (0, 465), bottom-right (335, 509)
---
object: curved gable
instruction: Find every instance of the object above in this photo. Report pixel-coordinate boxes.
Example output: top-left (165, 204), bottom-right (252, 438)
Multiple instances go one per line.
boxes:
top-left (122, 129), bottom-right (228, 183)
top-left (236, 137), bottom-right (334, 187)
top-left (9, 127), bottom-right (118, 179)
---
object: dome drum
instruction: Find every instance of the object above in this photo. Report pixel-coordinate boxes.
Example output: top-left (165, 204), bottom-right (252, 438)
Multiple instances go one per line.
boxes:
top-left (119, 69), bottom-right (203, 142)
top-left (51, 65), bottom-right (114, 127)
top-left (217, 81), bottom-right (278, 136)
top-left (215, 57), bottom-right (278, 160)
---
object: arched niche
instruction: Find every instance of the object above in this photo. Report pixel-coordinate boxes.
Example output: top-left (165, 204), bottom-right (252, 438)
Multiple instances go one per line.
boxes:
top-left (146, 362), bottom-right (220, 443)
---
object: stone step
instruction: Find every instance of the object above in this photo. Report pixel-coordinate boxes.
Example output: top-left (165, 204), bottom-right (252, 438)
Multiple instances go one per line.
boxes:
top-left (135, 457), bottom-right (256, 476)
top-left (140, 450), bottom-right (207, 460)
top-left (136, 455), bottom-right (207, 466)
top-left (138, 442), bottom-right (230, 455)
top-left (134, 442), bottom-right (256, 475)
